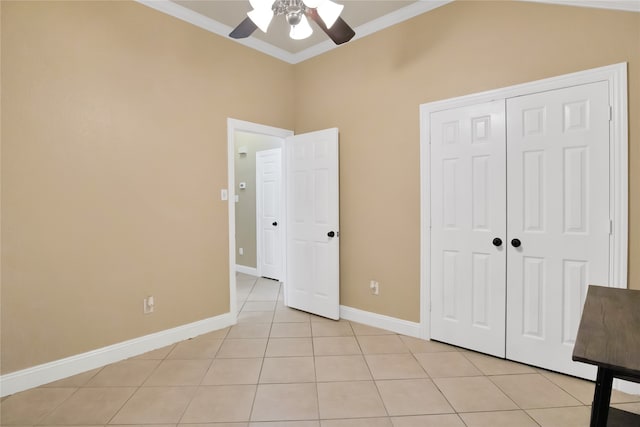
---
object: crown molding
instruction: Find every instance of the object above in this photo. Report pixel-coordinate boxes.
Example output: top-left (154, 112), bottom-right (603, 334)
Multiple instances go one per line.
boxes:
top-left (137, 0), bottom-right (639, 65)
top-left (525, 0), bottom-right (640, 12)
top-left (135, 0), bottom-right (455, 64)
top-left (290, 0), bottom-right (454, 64)
top-left (136, 0), bottom-right (297, 63)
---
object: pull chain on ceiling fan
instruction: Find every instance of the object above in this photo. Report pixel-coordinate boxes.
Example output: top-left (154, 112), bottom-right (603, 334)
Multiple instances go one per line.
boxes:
top-left (229, 0), bottom-right (355, 45)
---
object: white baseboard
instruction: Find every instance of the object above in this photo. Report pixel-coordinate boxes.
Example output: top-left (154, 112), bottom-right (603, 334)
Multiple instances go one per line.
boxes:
top-left (339, 305), bottom-right (421, 338)
top-left (613, 378), bottom-right (640, 396)
top-left (0, 312), bottom-right (236, 397)
top-left (236, 264), bottom-right (258, 276)
top-left (337, 305), bottom-right (640, 396)
top-left (5, 306), bottom-right (636, 399)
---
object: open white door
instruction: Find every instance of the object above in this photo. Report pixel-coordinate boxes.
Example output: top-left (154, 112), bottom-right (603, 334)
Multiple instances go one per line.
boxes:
top-left (256, 148), bottom-right (283, 281)
top-left (285, 128), bottom-right (340, 320)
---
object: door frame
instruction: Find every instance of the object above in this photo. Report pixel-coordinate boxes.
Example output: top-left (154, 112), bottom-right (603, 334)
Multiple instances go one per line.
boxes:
top-left (256, 148), bottom-right (284, 280)
top-left (227, 118), bottom-right (293, 318)
top-left (419, 62), bottom-right (628, 340)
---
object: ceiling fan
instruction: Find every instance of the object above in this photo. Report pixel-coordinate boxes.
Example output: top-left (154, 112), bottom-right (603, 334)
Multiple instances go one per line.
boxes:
top-left (229, 0), bottom-right (356, 45)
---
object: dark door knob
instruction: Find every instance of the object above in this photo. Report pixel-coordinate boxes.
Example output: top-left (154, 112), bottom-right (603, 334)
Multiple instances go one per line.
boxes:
top-left (272, 221), bottom-right (278, 226)
top-left (492, 238), bottom-right (502, 247)
top-left (511, 238), bottom-right (521, 248)
top-left (327, 231), bottom-right (335, 238)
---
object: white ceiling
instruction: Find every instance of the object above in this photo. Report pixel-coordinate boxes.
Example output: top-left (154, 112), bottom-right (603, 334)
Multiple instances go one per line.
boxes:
top-left (137, 0), bottom-right (640, 64)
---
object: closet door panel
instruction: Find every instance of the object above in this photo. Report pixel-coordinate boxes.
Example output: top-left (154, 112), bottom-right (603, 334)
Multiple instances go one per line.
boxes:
top-left (506, 81), bottom-right (610, 379)
top-left (430, 100), bottom-right (507, 357)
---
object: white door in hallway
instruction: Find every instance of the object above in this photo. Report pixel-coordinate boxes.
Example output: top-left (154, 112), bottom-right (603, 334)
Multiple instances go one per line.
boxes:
top-left (506, 81), bottom-right (610, 378)
top-left (285, 128), bottom-right (340, 320)
top-left (256, 148), bottom-right (283, 281)
top-left (429, 100), bottom-right (507, 357)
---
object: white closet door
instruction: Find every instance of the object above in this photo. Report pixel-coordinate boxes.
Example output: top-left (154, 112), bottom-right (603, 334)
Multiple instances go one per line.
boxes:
top-left (506, 81), bottom-right (610, 378)
top-left (430, 100), bottom-right (507, 357)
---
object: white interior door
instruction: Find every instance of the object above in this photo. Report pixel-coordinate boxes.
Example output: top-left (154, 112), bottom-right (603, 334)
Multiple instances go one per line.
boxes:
top-left (256, 148), bottom-right (283, 281)
top-left (285, 128), bottom-right (340, 320)
top-left (430, 100), bottom-right (507, 357)
top-left (506, 81), bottom-right (610, 378)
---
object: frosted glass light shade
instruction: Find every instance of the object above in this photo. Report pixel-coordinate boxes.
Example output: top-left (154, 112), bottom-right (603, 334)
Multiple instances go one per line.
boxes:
top-left (289, 15), bottom-right (313, 40)
top-left (247, 8), bottom-right (274, 33)
top-left (317, 0), bottom-right (343, 28)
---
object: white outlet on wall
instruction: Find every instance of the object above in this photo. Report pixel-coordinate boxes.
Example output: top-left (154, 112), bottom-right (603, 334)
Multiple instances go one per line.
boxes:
top-left (143, 296), bottom-right (154, 314)
top-left (370, 280), bottom-right (379, 295)
top-left (239, 247), bottom-right (244, 255)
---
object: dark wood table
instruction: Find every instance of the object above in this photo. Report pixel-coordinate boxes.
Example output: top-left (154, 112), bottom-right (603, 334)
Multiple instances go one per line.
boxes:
top-left (572, 285), bottom-right (640, 427)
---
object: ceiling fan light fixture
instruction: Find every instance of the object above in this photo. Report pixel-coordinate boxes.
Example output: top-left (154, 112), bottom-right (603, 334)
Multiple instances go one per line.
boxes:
top-left (247, 8), bottom-right (274, 33)
top-left (229, 0), bottom-right (354, 45)
top-left (317, 0), bottom-right (343, 29)
top-left (289, 14), bottom-right (313, 40)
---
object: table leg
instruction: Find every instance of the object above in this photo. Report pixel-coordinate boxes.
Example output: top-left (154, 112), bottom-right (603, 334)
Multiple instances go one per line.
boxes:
top-left (590, 367), bottom-right (614, 427)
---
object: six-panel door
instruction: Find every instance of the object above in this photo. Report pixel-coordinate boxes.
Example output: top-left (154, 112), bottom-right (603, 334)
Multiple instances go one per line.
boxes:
top-left (285, 128), bottom-right (340, 320)
top-left (256, 148), bottom-right (283, 281)
top-left (430, 81), bottom-right (611, 378)
top-left (430, 100), bottom-right (507, 357)
top-left (506, 81), bottom-right (610, 378)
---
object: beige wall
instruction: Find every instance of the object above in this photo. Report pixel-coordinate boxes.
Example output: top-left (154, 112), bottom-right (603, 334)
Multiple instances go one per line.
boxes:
top-left (1, 0), bottom-right (639, 376)
top-left (294, 1), bottom-right (640, 322)
top-left (234, 131), bottom-right (283, 269)
top-left (0, 0), bottom-right (294, 374)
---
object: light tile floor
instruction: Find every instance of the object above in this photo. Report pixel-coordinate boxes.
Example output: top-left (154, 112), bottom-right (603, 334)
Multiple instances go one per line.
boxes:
top-left (3, 272), bottom-right (640, 427)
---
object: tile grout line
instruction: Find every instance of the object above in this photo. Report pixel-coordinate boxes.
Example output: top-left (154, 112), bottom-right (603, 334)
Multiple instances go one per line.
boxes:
top-left (103, 348), bottom-right (167, 426)
top-left (407, 343), bottom-right (466, 424)
top-left (245, 276), bottom-right (273, 423)
top-left (310, 299), bottom-right (321, 421)
top-left (35, 363), bottom-right (108, 425)
top-left (7, 273), bottom-right (638, 426)
top-left (356, 323), bottom-right (394, 420)
top-left (173, 332), bottom-right (219, 425)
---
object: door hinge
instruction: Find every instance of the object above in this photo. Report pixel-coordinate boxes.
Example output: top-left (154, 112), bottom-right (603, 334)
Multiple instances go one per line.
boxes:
top-left (609, 106), bottom-right (613, 121)
top-left (610, 219), bottom-right (613, 235)
top-left (429, 301), bottom-right (432, 312)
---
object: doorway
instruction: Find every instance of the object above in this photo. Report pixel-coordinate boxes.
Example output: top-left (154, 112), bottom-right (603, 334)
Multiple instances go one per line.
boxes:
top-left (233, 133), bottom-right (284, 278)
top-left (227, 119), bottom-right (342, 321)
top-left (227, 119), bottom-right (293, 317)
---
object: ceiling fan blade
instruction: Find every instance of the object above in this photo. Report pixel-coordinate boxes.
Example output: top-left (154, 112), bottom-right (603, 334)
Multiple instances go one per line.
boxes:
top-left (229, 17), bottom-right (258, 39)
top-left (308, 9), bottom-right (355, 45)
